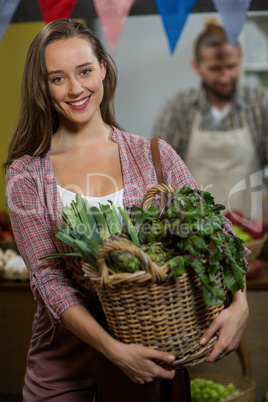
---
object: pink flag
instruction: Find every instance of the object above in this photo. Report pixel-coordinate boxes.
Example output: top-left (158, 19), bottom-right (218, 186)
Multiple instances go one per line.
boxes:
top-left (38, 0), bottom-right (78, 23)
top-left (93, 0), bottom-right (136, 51)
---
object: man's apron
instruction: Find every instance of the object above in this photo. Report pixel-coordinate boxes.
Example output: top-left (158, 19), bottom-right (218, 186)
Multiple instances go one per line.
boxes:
top-left (184, 111), bottom-right (262, 219)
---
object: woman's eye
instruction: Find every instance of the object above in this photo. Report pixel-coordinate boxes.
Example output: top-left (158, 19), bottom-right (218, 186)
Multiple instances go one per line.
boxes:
top-left (51, 76), bottom-right (64, 84)
top-left (81, 69), bottom-right (91, 76)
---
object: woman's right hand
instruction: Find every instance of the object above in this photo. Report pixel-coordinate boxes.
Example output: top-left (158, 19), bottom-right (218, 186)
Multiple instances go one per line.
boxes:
top-left (62, 304), bottom-right (175, 384)
top-left (106, 340), bottom-right (176, 384)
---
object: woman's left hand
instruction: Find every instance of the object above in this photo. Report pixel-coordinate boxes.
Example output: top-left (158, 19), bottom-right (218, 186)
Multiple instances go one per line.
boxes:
top-left (199, 289), bottom-right (249, 362)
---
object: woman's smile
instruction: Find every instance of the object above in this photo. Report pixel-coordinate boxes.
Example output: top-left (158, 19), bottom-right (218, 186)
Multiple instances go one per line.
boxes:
top-left (66, 95), bottom-right (91, 110)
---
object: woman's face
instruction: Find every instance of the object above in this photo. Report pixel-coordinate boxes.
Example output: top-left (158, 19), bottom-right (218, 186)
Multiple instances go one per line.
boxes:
top-left (45, 37), bottom-right (106, 127)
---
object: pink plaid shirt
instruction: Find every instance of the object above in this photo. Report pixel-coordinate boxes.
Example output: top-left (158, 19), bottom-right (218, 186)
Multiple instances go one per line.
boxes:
top-left (5, 128), bottom-right (236, 325)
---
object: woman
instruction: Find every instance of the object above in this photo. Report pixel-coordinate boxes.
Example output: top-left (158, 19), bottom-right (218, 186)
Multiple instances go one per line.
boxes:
top-left (3, 19), bottom-right (248, 402)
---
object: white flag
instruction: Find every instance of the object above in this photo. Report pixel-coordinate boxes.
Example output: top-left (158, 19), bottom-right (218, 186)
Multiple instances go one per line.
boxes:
top-left (212, 0), bottom-right (252, 47)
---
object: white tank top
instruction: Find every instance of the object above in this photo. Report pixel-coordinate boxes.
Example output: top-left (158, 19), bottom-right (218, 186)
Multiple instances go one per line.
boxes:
top-left (57, 186), bottom-right (124, 226)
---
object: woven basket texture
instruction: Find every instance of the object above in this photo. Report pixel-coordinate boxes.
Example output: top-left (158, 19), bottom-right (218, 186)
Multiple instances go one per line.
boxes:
top-left (82, 183), bottom-right (231, 368)
top-left (83, 255), bottom-right (227, 368)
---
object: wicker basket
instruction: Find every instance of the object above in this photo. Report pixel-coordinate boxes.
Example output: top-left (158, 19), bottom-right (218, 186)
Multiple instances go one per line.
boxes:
top-left (245, 234), bottom-right (267, 263)
top-left (190, 340), bottom-right (256, 401)
top-left (83, 184), bottom-right (229, 368)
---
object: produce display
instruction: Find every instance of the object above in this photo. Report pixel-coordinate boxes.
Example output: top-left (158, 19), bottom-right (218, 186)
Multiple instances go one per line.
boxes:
top-left (190, 377), bottom-right (240, 401)
top-left (41, 185), bottom-right (247, 306)
top-left (225, 209), bottom-right (265, 240)
top-left (0, 248), bottom-right (29, 281)
top-left (0, 211), bottom-right (14, 240)
top-left (231, 225), bottom-right (253, 243)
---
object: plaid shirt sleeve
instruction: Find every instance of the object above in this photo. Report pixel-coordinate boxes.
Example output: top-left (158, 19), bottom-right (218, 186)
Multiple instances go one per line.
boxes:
top-left (5, 162), bottom-right (88, 325)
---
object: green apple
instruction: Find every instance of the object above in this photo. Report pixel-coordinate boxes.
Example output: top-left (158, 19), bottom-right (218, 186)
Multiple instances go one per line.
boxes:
top-left (232, 225), bottom-right (253, 242)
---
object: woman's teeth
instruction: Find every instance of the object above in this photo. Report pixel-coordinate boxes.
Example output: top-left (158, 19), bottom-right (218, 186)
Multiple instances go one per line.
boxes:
top-left (69, 97), bottom-right (89, 106)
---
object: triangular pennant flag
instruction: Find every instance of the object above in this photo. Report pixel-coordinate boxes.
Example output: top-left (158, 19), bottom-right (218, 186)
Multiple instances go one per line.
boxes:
top-left (154, 0), bottom-right (197, 54)
top-left (38, 0), bottom-right (78, 24)
top-left (0, 0), bottom-right (21, 42)
top-left (212, 0), bottom-right (252, 47)
top-left (93, 0), bottom-right (136, 51)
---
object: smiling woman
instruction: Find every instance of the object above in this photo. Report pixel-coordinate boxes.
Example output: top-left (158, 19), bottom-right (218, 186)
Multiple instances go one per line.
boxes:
top-left (45, 36), bottom-right (122, 197)
top-left (1, 18), bottom-right (249, 402)
top-left (46, 38), bottom-right (106, 125)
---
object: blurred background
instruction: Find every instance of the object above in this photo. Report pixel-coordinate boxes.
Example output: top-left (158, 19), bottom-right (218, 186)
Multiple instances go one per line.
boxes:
top-left (0, 1), bottom-right (268, 401)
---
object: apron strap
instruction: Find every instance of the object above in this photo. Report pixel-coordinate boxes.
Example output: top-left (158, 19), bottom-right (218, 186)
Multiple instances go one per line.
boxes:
top-left (150, 137), bottom-right (165, 210)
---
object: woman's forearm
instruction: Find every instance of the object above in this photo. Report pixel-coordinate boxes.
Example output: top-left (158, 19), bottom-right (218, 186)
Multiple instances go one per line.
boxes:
top-left (61, 304), bottom-right (176, 383)
top-left (61, 304), bottom-right (116, 357)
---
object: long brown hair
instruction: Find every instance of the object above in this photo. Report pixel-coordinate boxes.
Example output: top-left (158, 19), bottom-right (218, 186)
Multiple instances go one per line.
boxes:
top-left (3, 18), bottom-right (121, 172)
top-left (194, 18), bottom-right (241, 63)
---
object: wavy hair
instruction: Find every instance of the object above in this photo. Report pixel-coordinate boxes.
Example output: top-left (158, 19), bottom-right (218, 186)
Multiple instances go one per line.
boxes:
top-left (3, 18), bottom-right (121, 172)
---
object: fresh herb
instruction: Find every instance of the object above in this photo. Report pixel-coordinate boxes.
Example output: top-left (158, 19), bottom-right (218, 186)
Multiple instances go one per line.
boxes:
top-left (128, 185), bottom-right (247, 305)
top-left (40, 186), bottom-right (247, 306)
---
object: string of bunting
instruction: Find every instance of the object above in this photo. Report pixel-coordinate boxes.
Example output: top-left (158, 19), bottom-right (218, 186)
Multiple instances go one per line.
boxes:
top-left (0, 0), bottom-right (252, 53)
top-left (212, 0), bottom-right (252, 47)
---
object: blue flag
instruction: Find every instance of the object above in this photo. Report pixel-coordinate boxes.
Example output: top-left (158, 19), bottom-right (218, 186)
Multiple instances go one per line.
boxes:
top-left (154, 0), bottom-right (197, 54)
top-left (0, 0), bottom-right (22, 42)
top-left (212, 0), bottom-right (252, 47)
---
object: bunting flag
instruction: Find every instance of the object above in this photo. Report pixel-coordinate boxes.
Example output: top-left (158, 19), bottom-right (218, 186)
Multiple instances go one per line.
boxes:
top-left (154, 0), bottom-right (197, 54)
top-left (93, 0), bottom-right (136, 51)
top-left (0, 0), bottom-right (21, 42)
top-left (212, 0), bottom-right (252, 47)
top-left (38, 0), bottom-right (78, 24)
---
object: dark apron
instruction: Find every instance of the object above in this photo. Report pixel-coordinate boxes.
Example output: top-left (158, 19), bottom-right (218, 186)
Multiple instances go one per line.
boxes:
top-left (97, 355), bottom-right (191, 402)
top-left (23, 302), bottom-right (191, 402)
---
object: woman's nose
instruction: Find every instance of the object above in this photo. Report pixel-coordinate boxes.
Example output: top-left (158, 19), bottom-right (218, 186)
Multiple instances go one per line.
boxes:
top-left (68, 77), bottom-right (83, 96)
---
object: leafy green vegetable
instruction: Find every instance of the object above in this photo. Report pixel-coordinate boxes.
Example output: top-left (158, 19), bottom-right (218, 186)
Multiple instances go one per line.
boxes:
top-left (40, 186), bottom-right (247, 306)
top-left (128, 185), bottom-right (247, 305)
top-left (40, 194), bottom-right (139, 273)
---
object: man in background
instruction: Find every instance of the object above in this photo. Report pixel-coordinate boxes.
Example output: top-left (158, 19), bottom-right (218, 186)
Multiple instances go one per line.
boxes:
top-left (152, 18), bottom-right (268, 224)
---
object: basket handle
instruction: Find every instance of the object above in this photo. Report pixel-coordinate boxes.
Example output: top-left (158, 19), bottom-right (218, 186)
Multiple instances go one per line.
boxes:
top-left (97, 240), bottom-right (168, 287)
top-left (142, 183), bottom-right (176, 210)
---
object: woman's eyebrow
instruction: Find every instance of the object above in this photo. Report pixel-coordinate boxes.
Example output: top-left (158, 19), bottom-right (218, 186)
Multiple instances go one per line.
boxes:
top-left (47, 62), bottom-right (93, 76)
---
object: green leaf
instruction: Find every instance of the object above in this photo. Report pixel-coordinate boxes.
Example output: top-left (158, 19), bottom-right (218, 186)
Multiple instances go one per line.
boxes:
top-left (56, 231), bottom-right (77, 248)
top-left (39, 252), bottom-right (81, 261)
top-left (90, 205), bottom-right (111, 241)
top-left (118, 206), bottom-right (140, 247)
top-left (73, 239), bottom-right (98, 268)
top-left (75, 194), bottom-right (101, 244)
top-left (169, 255), bottom-right (190, 279)
top-left (169, 255), bottom-right (184, 275)
top-left (100, 202), bottom-right (121, 235)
